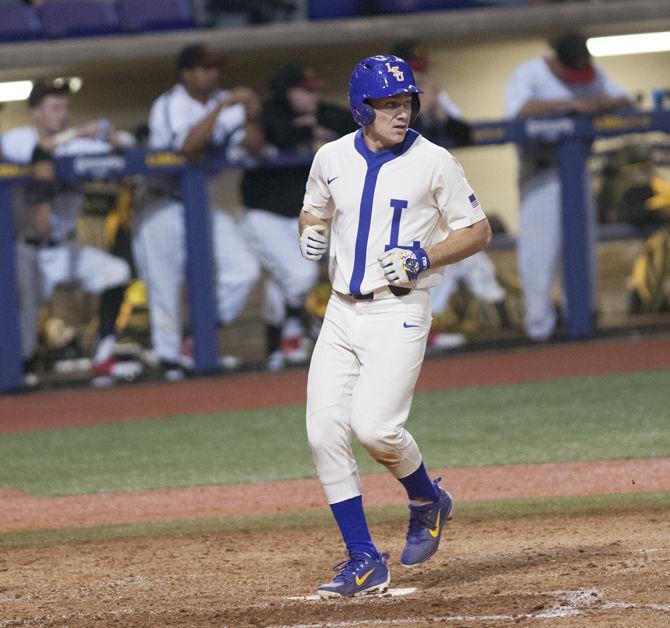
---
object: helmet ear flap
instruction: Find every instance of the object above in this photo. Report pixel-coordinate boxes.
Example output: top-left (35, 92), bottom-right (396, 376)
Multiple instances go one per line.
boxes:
top-left (352, 100), bottom-right (375, 127)
top-left (360, 102), bottom-right (375, 126)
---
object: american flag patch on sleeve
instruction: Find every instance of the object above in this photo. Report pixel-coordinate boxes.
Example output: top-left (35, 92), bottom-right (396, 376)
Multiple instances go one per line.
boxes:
top-left (469, 193), bottom-right (480, 210)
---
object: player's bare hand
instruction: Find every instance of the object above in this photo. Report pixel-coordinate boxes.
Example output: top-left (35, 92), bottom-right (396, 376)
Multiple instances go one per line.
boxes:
top-left (378, 247), bottom-right (430, 285)
top-left (79, 119), bottom-right (112, 139)
top-left (300, 224), bottom-right (328, 261)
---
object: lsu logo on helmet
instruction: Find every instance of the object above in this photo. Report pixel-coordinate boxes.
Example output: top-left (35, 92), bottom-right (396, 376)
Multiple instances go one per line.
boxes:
top-left (385, 62), bottom-right (404, 82)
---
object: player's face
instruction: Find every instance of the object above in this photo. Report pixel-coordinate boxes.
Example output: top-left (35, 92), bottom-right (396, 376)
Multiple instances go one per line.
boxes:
top-left (366, 94), bottom-right (412, 149)
top-left (33, 95), bottom-right (70, 134)
top-left (183, 66), bottom-right (220, 99)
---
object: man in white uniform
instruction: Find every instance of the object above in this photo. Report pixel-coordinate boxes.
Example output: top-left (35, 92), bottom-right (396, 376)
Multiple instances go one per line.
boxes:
top-left (1, 80), bottom-right (133, 386)
top-left (299, 55), bottom-right (491, 598)
top-left (505, 33), bottom-right (631, 341)
top-left (133, 44), bottom-right (263, 379)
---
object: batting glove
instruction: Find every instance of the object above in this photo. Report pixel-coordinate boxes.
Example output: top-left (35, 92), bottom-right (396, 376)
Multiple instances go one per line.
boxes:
top-left (378, 247), bottom-right (430, 285)
top-left (300, 224), bottom-right (329, 261)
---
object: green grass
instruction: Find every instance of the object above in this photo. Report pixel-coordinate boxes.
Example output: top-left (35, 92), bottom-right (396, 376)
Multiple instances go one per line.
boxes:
top-left (0, 370), bottom-right (668, 497)
top-left (1, 491), bottom-right (668, 550)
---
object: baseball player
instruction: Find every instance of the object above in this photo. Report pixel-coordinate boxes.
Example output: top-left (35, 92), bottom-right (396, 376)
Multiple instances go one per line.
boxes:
top-left (239, 62), bottom-right (356, 371)
top-left (132, 44), bottom-right (262, 380)
top-left (299, 55), bottom-right (491, 598)
top-left (1, 79), bottom-right (133, 386)
top-left (505, 33), bottom-right (631, 342)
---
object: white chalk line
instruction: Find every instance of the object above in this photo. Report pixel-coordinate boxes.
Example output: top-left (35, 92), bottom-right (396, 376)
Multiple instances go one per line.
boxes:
top-left (3, 587), bottom-right (668, 627)
top-left (286, 587), bottom-right (417, 602)
top-left (272, 588), bottom-right (670, 628)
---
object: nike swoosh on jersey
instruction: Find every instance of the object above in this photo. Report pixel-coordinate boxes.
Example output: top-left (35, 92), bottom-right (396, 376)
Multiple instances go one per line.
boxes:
top-left (355, 568), bottom-right (375, 586)
top-left (403, 322), bottom-right (420, 328)
top-left (327, 176), bottom-right (339, 184)
top-left (429, 511), bottom-right (441, 538)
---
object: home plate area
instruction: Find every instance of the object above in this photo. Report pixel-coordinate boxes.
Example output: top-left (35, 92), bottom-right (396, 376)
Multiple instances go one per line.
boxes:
top-left (276, 589), bottom-right (670, 627)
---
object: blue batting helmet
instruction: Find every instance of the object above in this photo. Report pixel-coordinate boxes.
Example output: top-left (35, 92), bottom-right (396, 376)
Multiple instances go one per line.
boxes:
top-left (348, 55), bottom-right (422, 127)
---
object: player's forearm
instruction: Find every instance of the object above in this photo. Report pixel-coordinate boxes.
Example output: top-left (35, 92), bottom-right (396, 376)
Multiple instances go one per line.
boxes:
top-left (240, 120), bottom-right (265, 156)
top-left (596, 95), bottom-right (633, 112)
top-left (299, 209), bottom-right (328, 234)
top-left (425, 219), bottom-right (492, 268)
top-left (180, 106), bottom-right (222, 156)
top-left (514, 99), bottom-right (580, 118)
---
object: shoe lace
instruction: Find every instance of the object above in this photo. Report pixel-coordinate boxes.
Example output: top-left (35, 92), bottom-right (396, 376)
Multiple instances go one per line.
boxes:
top-left (331, 551), bottom-right (371, 582)
top-left (406, 505), bottom-right (434, 537)
top-left (406, 478), bottom-right (442, 538)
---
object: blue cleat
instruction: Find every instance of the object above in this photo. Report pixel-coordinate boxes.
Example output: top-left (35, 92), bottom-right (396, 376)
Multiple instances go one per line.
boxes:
top-left (400, 479), bottom-right (453, 568)
top-left (318, 551), bottom-right (390, 599)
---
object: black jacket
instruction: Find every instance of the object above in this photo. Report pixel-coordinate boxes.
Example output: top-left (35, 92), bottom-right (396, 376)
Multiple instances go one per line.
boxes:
top-left (242, 100), bottom-right (356, 217)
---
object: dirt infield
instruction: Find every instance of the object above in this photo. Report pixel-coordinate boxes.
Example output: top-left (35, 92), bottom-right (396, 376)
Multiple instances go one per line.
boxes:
top-left (1, 335), bottom-right (669, 626)
top-left (1, 509), bottom-right (669, 627)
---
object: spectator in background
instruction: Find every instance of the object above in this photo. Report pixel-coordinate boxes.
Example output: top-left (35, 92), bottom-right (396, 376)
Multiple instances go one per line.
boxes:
top-left (391, 40), bottom-right (472, 147)
top-left (239, 61), bottom-right (356, 371)
top-left (391, 40), bottom-right (507, 349)
top-left (132, 43), bottom-right (263, 380)
top-left (505, 33), bottom-right (632, 342)
top-left (1, 79), bottom-right (134, 387)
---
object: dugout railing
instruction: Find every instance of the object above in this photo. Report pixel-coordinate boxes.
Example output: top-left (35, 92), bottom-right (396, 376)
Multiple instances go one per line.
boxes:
top-left (2, 108), bottom-right (670, 393)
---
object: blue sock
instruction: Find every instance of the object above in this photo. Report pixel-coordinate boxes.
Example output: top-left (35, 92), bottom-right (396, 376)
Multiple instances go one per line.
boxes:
top-left (330, 496), bottom-right (379, 558)
top-left (398, 461), bottom-right (439, 502)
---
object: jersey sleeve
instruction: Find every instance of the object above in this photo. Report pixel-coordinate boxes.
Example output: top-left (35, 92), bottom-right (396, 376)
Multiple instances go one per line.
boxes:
top-left (505, 61), bottom-right (537, 118)
top-left (167, 96), bottom-right (198, 151)
top-left (437, 90), bottom-right (463, 119)
top-left (435, 152), bottom-right (487, 231)
top-left (301, 146), bottom-right (333, 220)
top-left (212, 101), bottom-right (246, 146)
top-left (148, 96), bottom-right (176, 150)
top-left (150, 90), bottom-right (201, 151)
top-left (1, 128), bottom-right (36, 164)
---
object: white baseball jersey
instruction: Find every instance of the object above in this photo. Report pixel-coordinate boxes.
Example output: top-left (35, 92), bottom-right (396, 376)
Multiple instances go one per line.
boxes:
top-left (1, 127), bottom-right (113, 241)
top-left (148, 83), bottom-right (246, 151)
top-left (142, 83), bottom-right (247, 200)
top-left (505, 56), bottom-right (628, 118)
top-left (302, 128), bottom-right (486, 296)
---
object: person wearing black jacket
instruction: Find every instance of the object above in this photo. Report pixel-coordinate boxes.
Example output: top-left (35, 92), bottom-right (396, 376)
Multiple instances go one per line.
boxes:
top-left (391, 40), bottom-right (472, 147)
top-left (241, 62), bottom-right (356, 370)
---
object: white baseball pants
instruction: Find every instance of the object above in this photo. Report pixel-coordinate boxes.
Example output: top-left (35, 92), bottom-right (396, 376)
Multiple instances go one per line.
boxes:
top-left (16, 240), bottom-right (130, 359)
top-left (307, 288), bottom-right (431, 504)
top-left (132, 199), bottom-right (260, 363)
top-left (240, 209), bottom-right (319, 326)
top-left (518, 168), bottom-right (597, 341)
